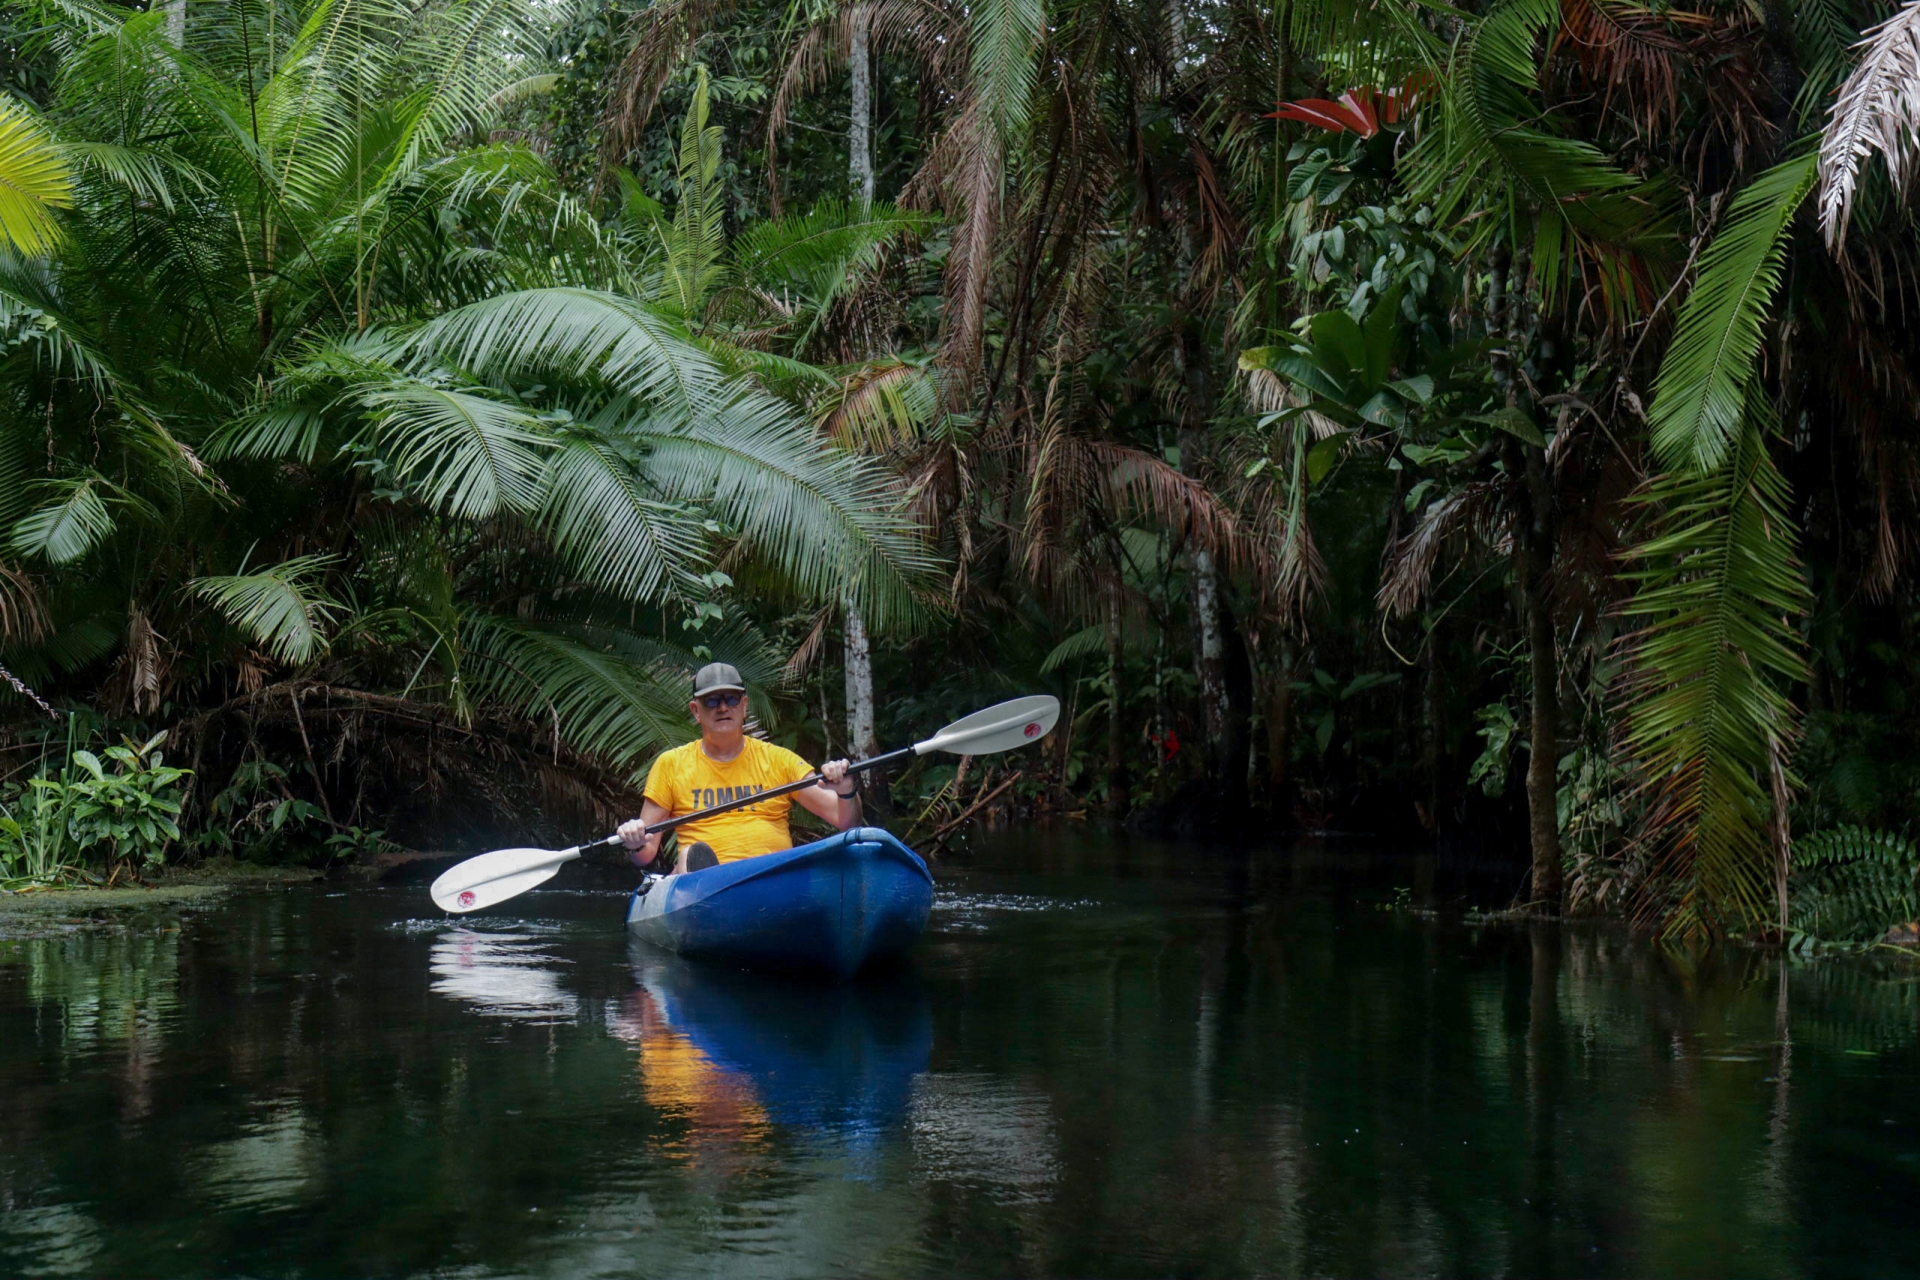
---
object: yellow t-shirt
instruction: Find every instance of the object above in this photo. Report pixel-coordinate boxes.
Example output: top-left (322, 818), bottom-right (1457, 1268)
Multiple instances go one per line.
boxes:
top-left (642, 737), bottom-right (816, 863)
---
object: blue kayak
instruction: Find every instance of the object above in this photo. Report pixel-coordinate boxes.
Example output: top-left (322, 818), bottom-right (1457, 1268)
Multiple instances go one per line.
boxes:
top-left (624, 827), bottom-right (934, 977)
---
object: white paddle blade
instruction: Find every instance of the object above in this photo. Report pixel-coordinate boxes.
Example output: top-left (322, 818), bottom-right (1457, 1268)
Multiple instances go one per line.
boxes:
top-left (916, 695), bottom-right (1061, 757)
top-left (430, 847), bottom-right (581, 913)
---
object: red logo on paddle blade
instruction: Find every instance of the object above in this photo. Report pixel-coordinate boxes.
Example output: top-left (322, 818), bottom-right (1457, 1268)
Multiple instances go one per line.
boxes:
top-left (457, 890), bottom-right (476, 908)
top-left (1024, 721), bottom-right (1041, 737)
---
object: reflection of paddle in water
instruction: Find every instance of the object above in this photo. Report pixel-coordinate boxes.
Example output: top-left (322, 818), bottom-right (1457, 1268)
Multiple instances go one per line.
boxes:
top-left (428, 929), bottom-right (579, 1023)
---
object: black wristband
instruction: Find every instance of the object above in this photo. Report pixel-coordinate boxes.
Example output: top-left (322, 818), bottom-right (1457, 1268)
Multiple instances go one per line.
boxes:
top-left (835, 783), bottom-right (859, 797)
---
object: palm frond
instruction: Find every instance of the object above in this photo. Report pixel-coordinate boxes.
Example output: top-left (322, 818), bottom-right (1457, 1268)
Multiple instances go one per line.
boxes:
top-left (460, 611), bottom-right (703, 778)
top-left (406, 288), bottom-right (723, 423)
top-left (1039, 622), bottom-right (1104, 673)
top-left (1790, 825), bottom-right (1920, 946)
top-left (190, 554), bottom-right (344, 664)
top-left (0, 94), bottom-right (73, 255)
top-left (817, 357), bottom-right (941, 451)
top-left (537, 436), bottom-right (712, 603)
top-left (969, 0), bottom-right (1046, 142)
top-left (1647, 153), bottom-right (1816, 474)
top-left (358, 379), bottom-right (554, 519)
top-left (10, 477), bottom-right (115, 563)
top-left (659, 66), bottom-right (727, 321)
top-left (1622, 394), bottom-right (1810, 937)
top-left (1816, 0), bottom-right (1920, 250)
top-left (628, 390), bottom-right (941, 630)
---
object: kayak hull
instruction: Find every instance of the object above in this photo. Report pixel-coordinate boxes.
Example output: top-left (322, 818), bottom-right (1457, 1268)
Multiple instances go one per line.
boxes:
top-left (624, 827), bottom-right (933, 978)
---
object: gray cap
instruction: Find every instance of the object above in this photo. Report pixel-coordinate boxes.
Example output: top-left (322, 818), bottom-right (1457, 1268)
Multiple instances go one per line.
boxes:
top-left (691, 661), bottom-right (746, 698)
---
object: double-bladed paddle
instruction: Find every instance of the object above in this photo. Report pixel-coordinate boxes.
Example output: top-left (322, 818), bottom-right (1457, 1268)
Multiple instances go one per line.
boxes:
top-left (429, 694), bottom-right (1061, 914)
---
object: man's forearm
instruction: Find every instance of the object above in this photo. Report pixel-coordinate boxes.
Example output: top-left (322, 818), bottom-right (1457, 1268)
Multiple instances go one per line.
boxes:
top-left (838, 790), bottom-right (863, 829)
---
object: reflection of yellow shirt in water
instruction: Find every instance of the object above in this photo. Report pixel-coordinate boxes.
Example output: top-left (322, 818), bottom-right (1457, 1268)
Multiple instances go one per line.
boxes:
top-left (642, 737), bottom-right (815, 863)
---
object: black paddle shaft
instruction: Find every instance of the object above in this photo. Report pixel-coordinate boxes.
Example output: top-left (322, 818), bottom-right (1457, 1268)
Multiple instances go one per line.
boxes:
top-left (585, 744), bottom-right (917, 850)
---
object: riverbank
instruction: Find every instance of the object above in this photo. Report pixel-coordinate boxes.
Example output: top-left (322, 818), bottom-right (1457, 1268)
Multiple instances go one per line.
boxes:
top-left (0, 860), bottom-right (322, 939)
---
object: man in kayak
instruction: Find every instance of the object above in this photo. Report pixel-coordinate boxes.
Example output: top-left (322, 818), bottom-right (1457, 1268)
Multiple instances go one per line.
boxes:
top-left (617, 662), bottom-right (863, 873)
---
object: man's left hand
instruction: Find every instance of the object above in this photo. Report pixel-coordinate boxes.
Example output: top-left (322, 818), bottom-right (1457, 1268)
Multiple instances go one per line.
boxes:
top-left (820, 759), bottom-right (857, 795)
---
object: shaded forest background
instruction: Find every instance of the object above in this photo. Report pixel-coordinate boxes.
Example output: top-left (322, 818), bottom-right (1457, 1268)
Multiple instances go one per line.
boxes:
top-left (7, 0), bottom-right (1920, 938)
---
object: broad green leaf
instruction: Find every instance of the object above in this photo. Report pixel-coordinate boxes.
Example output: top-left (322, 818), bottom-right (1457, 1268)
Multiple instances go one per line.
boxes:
top-left (1470, 407), bottom-right (1546, 447)
top-left (1306, 433), bottom-right (1348, 484)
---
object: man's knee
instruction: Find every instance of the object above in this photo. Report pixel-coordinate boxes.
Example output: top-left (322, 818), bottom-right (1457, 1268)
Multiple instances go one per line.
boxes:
top-left (681, 841), bottom-right (718, 872)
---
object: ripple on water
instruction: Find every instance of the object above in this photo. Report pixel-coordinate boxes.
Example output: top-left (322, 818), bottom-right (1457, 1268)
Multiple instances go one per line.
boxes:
top-left (932, 891), bottom-right (1103, 932)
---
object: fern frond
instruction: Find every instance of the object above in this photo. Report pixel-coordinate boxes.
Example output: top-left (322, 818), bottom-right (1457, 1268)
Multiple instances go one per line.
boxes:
top-left (1790, 825), bottom-right (1920, 945)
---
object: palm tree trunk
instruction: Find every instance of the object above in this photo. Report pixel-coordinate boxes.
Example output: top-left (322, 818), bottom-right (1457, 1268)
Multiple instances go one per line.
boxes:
top-left (1106, 585), bottom-right (1129, 816)
top-left (1177, 320), bottom-right (1235, 790)
top-left (849, 8), bottom-right (874, 210)
top-left (1520, 443), bottom-right (1563, 908)
top-left (1192, 544), bottom-right (1229, 768)
top-left (841, 13), bottom-right (880, 799)
top-left (843, 600), bottom-right (878, 762)
top-left (1267, 634), bottom-right (1293, 803)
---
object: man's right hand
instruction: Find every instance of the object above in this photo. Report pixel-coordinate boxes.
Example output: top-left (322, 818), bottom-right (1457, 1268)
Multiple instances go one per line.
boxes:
top-left (618, 818), bottom-right (658, 867)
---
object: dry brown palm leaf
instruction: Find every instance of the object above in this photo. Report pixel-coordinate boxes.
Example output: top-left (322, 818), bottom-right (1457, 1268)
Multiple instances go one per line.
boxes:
top-left (941, 110), bottom-right (1005, 399)
top-left (767, 0), bottom-right (967, 209)
top-left (1376, 483), bottom-right (1505, 618)
top-left (1088, 438), bottom-right (1245, 565)
top-left (819, 358), bottom-right (941, 453)
top-left (600, 0), bottom-right (740, 177)
top-left (106, 606), bottom-right (171, 716)
top-left (782, 605), bottom-right (836, 681)
top-left (0, 562), bottom-right (49, 644)
top-left (1555, 0), bottom-right (1704, 132)
top-left (1818, 0), bottom-right (1920, 251)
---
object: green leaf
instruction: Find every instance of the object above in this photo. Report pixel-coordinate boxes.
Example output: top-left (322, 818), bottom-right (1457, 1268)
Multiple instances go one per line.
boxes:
top-left (1647, 153), bottom-right (1818, 473)
top-left (1622, 392), bottom-right (1810, 936)
top-left (1306, 433), bottom-right (1348, 485)
top-left (11, 477), bottom-right (115, 563)
top-left (0, 94), bottom-right (72, 255)
top-left (1040, 624), bottom-right (1106, 674)
top-left (1469, 407), bottom-right (1546, 447)
top-left (190, 554), bottom-right (344, 664)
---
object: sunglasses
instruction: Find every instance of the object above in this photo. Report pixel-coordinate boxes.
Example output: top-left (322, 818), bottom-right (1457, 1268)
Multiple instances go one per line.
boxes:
top-left (698, 692), bottom-right (745, 710)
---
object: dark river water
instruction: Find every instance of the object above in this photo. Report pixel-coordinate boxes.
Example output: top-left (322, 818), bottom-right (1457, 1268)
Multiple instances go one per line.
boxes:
top-left (2, 829), bottom-right (1918, 1278)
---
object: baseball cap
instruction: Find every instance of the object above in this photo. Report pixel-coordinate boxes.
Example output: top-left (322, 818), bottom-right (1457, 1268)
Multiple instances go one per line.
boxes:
top-left (691, 662), bottom-right (747, 698)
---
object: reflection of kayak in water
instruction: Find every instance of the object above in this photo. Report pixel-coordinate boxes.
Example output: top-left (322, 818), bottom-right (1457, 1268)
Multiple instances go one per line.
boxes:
top-left (616, 944), bottom-right (932, 1139)
top-left (625, 827), bottom-right (934, 978)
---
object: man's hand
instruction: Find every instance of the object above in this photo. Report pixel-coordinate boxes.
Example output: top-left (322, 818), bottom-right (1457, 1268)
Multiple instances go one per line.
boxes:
top-left (618, 817), bottom-right (660, 868)
top-left (820, 759), bottom-right (857, 794)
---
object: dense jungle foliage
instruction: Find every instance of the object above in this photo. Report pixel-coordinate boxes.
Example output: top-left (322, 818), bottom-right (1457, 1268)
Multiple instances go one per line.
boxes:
top-left (6, 0), bottom-right (1920, 939)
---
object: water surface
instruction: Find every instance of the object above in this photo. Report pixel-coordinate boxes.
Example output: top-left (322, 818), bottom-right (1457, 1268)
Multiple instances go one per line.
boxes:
top-left (2, 831), bottom-right (1917, 1277)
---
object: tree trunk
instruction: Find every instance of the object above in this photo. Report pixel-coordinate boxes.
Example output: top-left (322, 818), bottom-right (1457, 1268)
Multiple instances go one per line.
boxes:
top-left (165, 0), bottom-right (186, 46)
top-left (840, 13), bottom-right (880, 807)
top-left (843, 601), bottom-right (878, 762)
top-left (1106, 585), bottom-right (1129, 816)
top-left (1520, 443), bottom-right (1562, 908)
top-left (1267, 634), bottom-right (1294, 803)
top-left (1192, 545), bottom-right (1230, 768)
top-left (1177, 312), bottom-right (1237, 792)
top-left (849, 8), bottom-right (874, 210)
